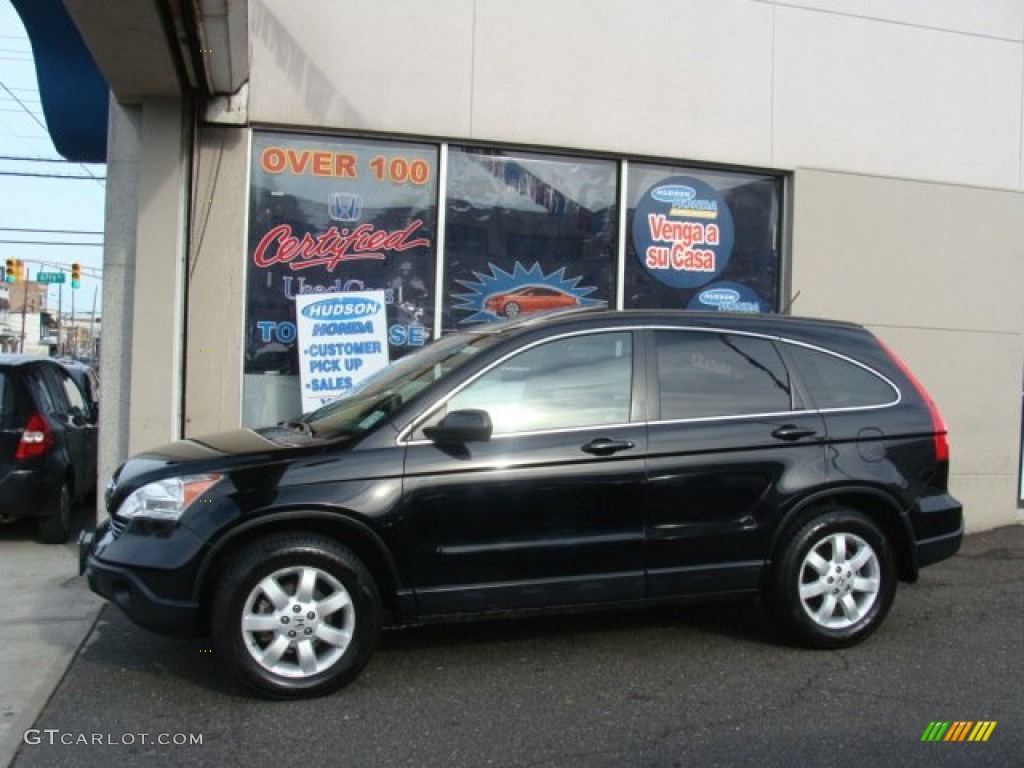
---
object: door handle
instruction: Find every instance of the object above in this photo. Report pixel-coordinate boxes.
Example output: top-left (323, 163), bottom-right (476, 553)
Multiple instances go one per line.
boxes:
top-left (581, 438), bottom-right (636, 456)
top-left (771, 425), bottom-right (818, 441)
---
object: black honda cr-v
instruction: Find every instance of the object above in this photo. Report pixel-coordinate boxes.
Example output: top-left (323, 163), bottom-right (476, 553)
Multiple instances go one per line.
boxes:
top-left (81, 309), bottom-right (963, 698)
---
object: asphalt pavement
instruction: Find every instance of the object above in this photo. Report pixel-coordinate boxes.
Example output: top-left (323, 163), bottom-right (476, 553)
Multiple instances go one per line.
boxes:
top-left (3, 521), bottom-right (1023, 768)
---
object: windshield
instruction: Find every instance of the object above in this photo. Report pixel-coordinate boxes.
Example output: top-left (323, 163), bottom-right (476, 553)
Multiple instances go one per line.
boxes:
top-left (301, 332), bottom-right (502, 438)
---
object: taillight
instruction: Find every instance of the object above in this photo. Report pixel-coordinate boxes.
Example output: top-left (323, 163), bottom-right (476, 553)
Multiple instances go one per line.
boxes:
top-left (879, 340), bottom-right (949, 463)
top-left (16, 413), bottom-right (53, 460)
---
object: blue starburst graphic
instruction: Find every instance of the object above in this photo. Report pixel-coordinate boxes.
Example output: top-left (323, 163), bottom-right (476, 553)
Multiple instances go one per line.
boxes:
top-left (452, 262), bottom-right (603, 324)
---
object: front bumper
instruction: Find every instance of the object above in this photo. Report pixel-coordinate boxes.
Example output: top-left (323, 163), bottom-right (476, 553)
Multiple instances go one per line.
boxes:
top-left (79, 520), bottom-right (203, 636)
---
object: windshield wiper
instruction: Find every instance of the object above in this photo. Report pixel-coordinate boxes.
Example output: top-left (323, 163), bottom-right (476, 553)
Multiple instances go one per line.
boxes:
top-left (280, 419), bottom-right (317, 438)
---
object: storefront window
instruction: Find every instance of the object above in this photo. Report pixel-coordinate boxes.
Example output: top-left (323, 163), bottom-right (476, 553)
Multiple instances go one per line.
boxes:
top-left (443, 147), bottom-right (617, 326)
top-left (242, 133), bottom-right (785, 427)
top-left (625, 164), bottom-right (780, 313)
top-left (243, 132), bottom-right (438, 425)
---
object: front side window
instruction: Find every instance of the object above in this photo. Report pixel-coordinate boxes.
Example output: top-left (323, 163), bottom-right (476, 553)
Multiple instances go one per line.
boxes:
top-left (445, 332), bottom-right (633, 435)
top-left (655, 331), bottom-right (791, 420)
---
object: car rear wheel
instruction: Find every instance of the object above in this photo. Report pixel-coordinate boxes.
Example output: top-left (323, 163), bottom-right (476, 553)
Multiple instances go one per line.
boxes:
top-left (768, 508), bottom-right (895, 648)
top-left (37, 481), bottom-right (72, 544)
top-left (211, 534), bottom-right (380, 699)
top-left (503, 301), bottom-right (521, 317)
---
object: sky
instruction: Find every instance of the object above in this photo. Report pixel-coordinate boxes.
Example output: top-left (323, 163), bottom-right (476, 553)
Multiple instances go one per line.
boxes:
top-left (0, 0), bottom-right (105, 316)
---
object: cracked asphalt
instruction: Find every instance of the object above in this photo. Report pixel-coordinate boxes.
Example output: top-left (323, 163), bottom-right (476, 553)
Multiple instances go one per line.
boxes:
top-left (13, 526), bottom-right (1024, 767)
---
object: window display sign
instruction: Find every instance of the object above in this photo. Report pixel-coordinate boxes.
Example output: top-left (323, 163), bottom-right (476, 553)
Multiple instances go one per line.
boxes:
top-left (625, 164), bottom-right (779, 313)
top-left (631, 176), bottom-right (734, 289)
top-left (244, 132), bottom-right (437, 425)
top-left (294, 291), bottom-right (390, 413)
top-left (443, 147), bottom-right (617, 326)
top-left (246, 133), bottom-right (437, 377)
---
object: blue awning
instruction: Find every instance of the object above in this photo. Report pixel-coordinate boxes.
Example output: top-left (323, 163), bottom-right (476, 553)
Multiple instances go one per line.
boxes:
top-left (12, 0), bottom-right (108, 163)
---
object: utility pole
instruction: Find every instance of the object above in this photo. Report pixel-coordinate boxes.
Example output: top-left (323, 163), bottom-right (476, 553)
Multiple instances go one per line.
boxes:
top-left (57, 280), bottom-right (63, 356)
top-left (18, 266), bottom-right (27, 354)
top-left (70, 283), bottom-right (76, 358)
top-left (89, 286), bottom-right (97, 359)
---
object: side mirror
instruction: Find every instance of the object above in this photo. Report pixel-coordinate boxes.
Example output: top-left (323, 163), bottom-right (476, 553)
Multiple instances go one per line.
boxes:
top-left (423, 409), bottom-right (493, 444)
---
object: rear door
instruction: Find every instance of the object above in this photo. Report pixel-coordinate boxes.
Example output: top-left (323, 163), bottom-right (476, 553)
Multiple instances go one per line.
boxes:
top-left (35, 364), bottom-right (91, 492)
top-left (643, 329), bottom-right (827, 597)
top-left (50, 365), bottom-right (98, 490)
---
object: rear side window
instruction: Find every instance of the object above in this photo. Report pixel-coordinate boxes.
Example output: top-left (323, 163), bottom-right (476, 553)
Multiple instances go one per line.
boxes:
top-left (784, 343), bottom-right (898, 410)
top-left (0, 372), bottom-right (28, 429)
top-left (25, 368), bottom-right (55, 415)
top-left (55, 368), bottom-right (88, 413)
top-left (654, 331), bottom-right (792, 420)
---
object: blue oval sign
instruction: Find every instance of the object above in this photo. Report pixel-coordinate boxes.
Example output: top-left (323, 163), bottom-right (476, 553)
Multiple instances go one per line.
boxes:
top-left (300, 296), bottom-right (381, 320)
top-left (687, 282), bottom-right (766, 313)
top-left (631, 176), bottom-right (735, 290)
top-left (698, 288), bottom-right (741, 307)
top-left (651, 185), bottom-right (696, 206)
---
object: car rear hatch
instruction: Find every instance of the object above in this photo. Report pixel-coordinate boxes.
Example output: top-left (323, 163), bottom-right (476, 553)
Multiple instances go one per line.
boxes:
top-left (0, 370), bottom-right (33, 472)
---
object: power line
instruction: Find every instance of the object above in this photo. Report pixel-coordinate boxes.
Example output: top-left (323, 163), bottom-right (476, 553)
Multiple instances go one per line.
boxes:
top-left (0, 155), bottom-right (99, 164)
top-left (0, 240), bottom-right (103, 247)
top-left (0, 227), bottom-right (103, 235)
top-left (0, 80), bottom-right (106, 187)
top-left (0, 171), bottom-right (106, 180)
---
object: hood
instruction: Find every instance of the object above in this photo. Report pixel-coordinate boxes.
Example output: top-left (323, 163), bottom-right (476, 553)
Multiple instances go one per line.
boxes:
top-left (107, 427), bottom-right (334, 509)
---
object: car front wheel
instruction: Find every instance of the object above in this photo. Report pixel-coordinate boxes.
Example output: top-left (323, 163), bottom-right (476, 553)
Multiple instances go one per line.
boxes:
top-left (503, 301), bottom-right (521, 317)
top-left (211, 534), bottom-right (380, 699)
top-left (768, 508), bottom-right (896, 649)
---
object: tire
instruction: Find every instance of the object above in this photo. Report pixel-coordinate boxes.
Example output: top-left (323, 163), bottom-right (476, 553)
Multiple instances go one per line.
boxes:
top-left (37, 481), bottom-right (72, 544)
top-left (211, 534), bottom-right (381, 699)
top-left (503, 301), bottom-right (521, 318)
top-left (767, 508), bottom-right (896, 649)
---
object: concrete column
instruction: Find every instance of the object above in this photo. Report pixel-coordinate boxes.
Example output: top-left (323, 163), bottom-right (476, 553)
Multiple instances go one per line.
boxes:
top-left (183, 126), bottom-right (248, 436)
top-left (128, 97), bottom-right (189, 454)
top-left (97, 98), bottom-right (141, 510)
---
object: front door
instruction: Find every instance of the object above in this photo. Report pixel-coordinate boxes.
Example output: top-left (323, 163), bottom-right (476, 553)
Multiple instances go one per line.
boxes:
top-left (401, 330), bottom-right (647, 615)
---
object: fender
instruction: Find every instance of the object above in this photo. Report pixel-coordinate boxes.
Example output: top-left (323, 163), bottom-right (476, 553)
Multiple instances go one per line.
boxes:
top-left (769, 483), bottom-right (919, 581)
top-left (192, 506), bottom-right (408, 612)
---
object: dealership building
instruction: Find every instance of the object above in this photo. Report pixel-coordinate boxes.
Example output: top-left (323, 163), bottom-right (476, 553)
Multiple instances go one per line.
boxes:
top-left (18, 0), bottom-right (1024, 529)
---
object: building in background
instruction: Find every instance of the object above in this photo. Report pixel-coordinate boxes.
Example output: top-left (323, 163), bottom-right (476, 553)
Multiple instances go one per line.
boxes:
top-left (19, 1), bottom-right (1024, 529)
top-left (1, 281), bottom-right (49, 354)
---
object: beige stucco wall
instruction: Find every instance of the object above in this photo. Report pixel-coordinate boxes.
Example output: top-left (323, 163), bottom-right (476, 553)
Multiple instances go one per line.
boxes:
top-left (791, 169), bottom-right (1024, 530)
top-left (248, 0), bottom-right (1024, 191)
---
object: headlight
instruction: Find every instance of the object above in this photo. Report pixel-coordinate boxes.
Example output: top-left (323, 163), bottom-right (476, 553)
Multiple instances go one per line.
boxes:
top-left (116, 474), bottom-right (222, 522)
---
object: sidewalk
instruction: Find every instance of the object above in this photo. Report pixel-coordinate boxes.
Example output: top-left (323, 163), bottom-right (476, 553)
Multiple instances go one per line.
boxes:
top-left (0, 510), bottom-right (103, 768)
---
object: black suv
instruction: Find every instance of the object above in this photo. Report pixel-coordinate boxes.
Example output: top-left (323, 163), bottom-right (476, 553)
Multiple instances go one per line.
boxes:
top-left (0, 355), bottom-right (98, 542)
top-left (81, 310), bottom-right (962, 698)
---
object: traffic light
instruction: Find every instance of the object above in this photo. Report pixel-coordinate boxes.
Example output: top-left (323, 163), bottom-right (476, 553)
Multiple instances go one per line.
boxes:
top-left (4, 258), bottom-right (13, 283)
top-left (71, 262), bottom-right (81, 289)
top-left (14, 260), bottom-right (23, 282)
